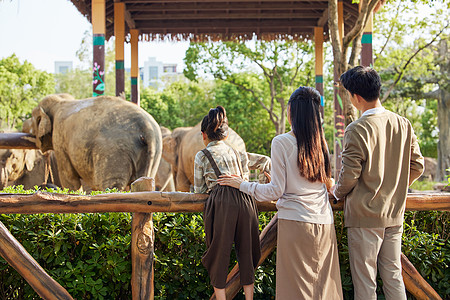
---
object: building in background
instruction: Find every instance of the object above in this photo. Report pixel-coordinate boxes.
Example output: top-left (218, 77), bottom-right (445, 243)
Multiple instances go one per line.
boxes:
top-left (54, 61), bottom-right (73, 74)
top-left (141, 57), bottom-right (178, 89)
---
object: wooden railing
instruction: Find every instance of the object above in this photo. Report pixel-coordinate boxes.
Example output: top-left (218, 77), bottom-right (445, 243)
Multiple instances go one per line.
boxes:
top-left (1, 180), bottom-right (449, 300)
top-left (1, 132), bottom-right (449, 299)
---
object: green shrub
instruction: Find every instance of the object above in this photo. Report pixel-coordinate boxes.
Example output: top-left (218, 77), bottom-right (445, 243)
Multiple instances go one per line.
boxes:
top-left (0, 187), bottom-right (449, 299)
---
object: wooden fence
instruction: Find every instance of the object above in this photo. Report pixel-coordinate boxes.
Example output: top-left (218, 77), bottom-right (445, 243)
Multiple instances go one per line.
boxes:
top-left (1, 178), bottom-right (449, 300)
top-left (1, 133), bottom-right (449, 299)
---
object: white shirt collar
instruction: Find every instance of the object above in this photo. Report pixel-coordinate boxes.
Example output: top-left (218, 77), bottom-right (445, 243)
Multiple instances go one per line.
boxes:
top-left (362, 106), bottom-right (385, 117)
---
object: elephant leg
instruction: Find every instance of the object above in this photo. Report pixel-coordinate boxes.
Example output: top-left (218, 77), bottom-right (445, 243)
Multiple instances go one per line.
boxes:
top-left (175, 171), bottom-right (191, 192)
top-left (54, 152), bottom-right (81, 191)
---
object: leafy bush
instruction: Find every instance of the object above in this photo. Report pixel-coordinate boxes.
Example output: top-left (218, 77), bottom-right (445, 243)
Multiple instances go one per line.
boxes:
top-left (0, 187), bottom-right (449, 299)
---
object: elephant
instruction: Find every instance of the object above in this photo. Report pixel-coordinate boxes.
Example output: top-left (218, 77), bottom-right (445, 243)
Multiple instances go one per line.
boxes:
top-left (162, 122), bottom-right (270, 192)
top-left (155, 126), bottom-right (175, 191)
top-left (28, 94), bottom-right (162, 191)
top-left (0, 148), bottom-right (60, 190)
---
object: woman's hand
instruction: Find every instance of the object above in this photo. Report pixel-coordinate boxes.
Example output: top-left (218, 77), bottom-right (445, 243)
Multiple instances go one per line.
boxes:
top-left (217, 174), bottom-right (243, 189)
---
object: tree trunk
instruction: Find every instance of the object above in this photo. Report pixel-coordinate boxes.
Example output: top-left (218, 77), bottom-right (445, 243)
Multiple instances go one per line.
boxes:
top-left (436, 38), bottom-right (450, 182)
top-left (437, 89), bottom-right (450, 181)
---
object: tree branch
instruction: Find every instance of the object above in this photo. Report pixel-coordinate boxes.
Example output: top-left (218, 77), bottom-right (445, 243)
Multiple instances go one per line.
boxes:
top-left (374, 0), bottom-right (402, 64)
top-left (381, 24), bottom-right (449, 102)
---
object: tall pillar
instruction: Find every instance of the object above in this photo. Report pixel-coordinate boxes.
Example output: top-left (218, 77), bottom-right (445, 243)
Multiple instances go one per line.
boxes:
top-left (333, 1), bottom-right (345, 179)
top-left (130, 29), bottom-right (140, 106)
top-left (314, 27), bottom-right (324, 121)
top-left (114, 2), bottom-right (125, 97)
top-left (92, 0), bottom-right (105, 97)
top-left (361, 12), bottom-right (374, 67)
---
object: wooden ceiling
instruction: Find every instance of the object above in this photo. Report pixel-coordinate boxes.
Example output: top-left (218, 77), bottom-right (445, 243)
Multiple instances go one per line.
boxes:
top-left (70, 0), bottom-right (360, 41)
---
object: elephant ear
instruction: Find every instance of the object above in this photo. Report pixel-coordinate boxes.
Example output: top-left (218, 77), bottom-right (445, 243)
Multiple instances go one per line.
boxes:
top-left (36, 107), bottom-right (53, 151)
top-left (24, 150), bottom-right (37, 172)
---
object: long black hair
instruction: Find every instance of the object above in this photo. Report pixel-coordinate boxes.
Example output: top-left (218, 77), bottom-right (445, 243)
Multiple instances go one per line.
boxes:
top-left (288, 86), bottom-right (331, 183)
top-left (201, 106), bottom-right (229, 141)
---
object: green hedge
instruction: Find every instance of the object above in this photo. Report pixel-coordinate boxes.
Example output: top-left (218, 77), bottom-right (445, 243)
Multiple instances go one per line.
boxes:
top-left (0, 188), bottom-right (449, 299)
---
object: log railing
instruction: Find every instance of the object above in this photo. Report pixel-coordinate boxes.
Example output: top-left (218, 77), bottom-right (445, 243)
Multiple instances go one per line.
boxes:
top-left (0, 132), bottom-right (449, 299)
top-left (0, 185), bottom-right (449, 299)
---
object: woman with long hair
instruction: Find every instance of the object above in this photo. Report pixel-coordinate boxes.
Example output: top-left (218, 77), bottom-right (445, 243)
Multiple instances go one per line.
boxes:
top-left (218, 87), bottom-right (343, 299)
top-left (194, 106), bottom-right (261, 300)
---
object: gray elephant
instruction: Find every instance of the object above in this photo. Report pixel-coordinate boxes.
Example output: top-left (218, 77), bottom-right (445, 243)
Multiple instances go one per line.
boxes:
top-left (162, 122), bottom-right (270, 192)
top-left (28, 94), bottom-right (162, 191)
top-left (0, 148), bottom-right (60, 190)
top-left (155, 126), bottom-right (175, 191)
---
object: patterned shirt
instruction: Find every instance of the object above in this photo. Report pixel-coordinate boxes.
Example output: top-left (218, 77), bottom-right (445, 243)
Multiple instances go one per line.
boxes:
top-left (194, 140), bottom-right (249, 194)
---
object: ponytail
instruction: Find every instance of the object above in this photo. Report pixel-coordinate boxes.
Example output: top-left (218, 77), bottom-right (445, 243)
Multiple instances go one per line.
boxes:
top-left (201, 106), bottom-right (229, 141)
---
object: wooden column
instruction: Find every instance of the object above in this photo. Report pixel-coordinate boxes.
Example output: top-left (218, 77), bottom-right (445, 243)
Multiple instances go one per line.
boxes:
top-left (361, 11), bottom-right (374, 67)
top-left (130, 29), bottom-right (140, 106)
top-left (0, 221), bottom-right (73, 299)
top-left (314, 27), bottom-right (324, 121)
top-left (114, 2), bottom-right (125, 97)
top-left (131, 177), bottom-right (155, 300)
top-left (92, 0), bottom-right (106, 97)
top-left (333, 0), bottom-right (345, 179)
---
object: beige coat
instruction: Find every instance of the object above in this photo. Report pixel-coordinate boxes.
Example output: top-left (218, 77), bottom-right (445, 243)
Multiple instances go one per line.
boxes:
top-left (334, 110), bottom-right (424, 228)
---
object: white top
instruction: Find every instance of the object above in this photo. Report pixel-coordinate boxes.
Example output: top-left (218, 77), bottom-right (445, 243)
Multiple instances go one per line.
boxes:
top-left (240, 133), bottom-right (334, 224)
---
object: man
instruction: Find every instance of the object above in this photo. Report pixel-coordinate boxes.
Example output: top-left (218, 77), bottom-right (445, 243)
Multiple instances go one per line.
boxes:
top-left (332, 66), bottom-right (424, 300)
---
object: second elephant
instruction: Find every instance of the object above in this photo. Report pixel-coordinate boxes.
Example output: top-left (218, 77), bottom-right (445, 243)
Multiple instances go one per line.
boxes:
top-left (162, 122), bottom-right (270, 192)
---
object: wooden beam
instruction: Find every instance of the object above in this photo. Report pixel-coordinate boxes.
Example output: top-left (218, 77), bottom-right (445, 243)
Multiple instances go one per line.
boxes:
top-left (0, 221), bottom-right (74, 299)
top-left (0, 133), bottom-right (37, 149)
top-left (401, 253), bottom-right (443, 300)
top-left (132, 12), bottom-right (323, 20)
top-left (0, 192), bottom-right (448, 214)
top-left (126, 2), bottom-right (327, 11)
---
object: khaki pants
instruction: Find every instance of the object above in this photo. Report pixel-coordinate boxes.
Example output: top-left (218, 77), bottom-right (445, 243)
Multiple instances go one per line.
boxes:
top-left (348, 226), bottom-right (406, 300)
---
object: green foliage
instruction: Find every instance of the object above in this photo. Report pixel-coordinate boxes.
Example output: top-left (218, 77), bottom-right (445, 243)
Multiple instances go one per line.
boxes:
top-left (140, 79), bottom-right (213, 129)
top-left (184, 40), bottom-right (315, 135)
top-left (1, 187), bottom-right (449, 299)
top-left (0, 54), bottom-right (55, 130)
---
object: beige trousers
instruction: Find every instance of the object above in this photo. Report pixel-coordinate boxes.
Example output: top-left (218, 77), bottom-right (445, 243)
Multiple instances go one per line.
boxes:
top-left (347, 226), bottom-right (406, 300)
top-left (276, 219), bottom-right (343, 300)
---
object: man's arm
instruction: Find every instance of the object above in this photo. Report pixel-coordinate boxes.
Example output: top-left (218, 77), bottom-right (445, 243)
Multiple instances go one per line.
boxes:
top-left (409, 131), bottom-right (424, 186)
top-left (334, 129), bottom-right (366, 200)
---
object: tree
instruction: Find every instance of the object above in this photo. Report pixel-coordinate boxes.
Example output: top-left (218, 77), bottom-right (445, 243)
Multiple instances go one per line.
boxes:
top-left (328, 0), bottom-right (381, 126)
top-left (0, 54), bottom-right (54, 130)
top-left (184, 40), bottom-right (315, 135)
top-left (374, 0), bottom-right (449, 181)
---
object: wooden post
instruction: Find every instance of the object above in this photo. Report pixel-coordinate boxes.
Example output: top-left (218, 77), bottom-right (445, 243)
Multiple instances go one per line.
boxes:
top-left (314, 26), bottom-right (324, 121)
top-left (0, 221), bottom-right (73, 299)
top-left (333, 0), bottom-right (345, 179)
top-left (130, 29), bottom-right (140, 106)
top-left (92, 0), bottom-right (106, 97)
top-left (131, 177), bottom-right (155, 300)
top-left (361, 11), bottom-right (374, 67)
top-left (114, 2), bottom-right (125, 97)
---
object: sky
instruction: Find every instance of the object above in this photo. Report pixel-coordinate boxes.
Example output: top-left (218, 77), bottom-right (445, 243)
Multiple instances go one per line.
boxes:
top-left (0, 0), bottom-right (189, 73)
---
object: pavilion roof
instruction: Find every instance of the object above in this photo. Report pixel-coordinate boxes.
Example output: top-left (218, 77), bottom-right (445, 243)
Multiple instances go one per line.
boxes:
top-left (69, 0), bottom-right (361, 42)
